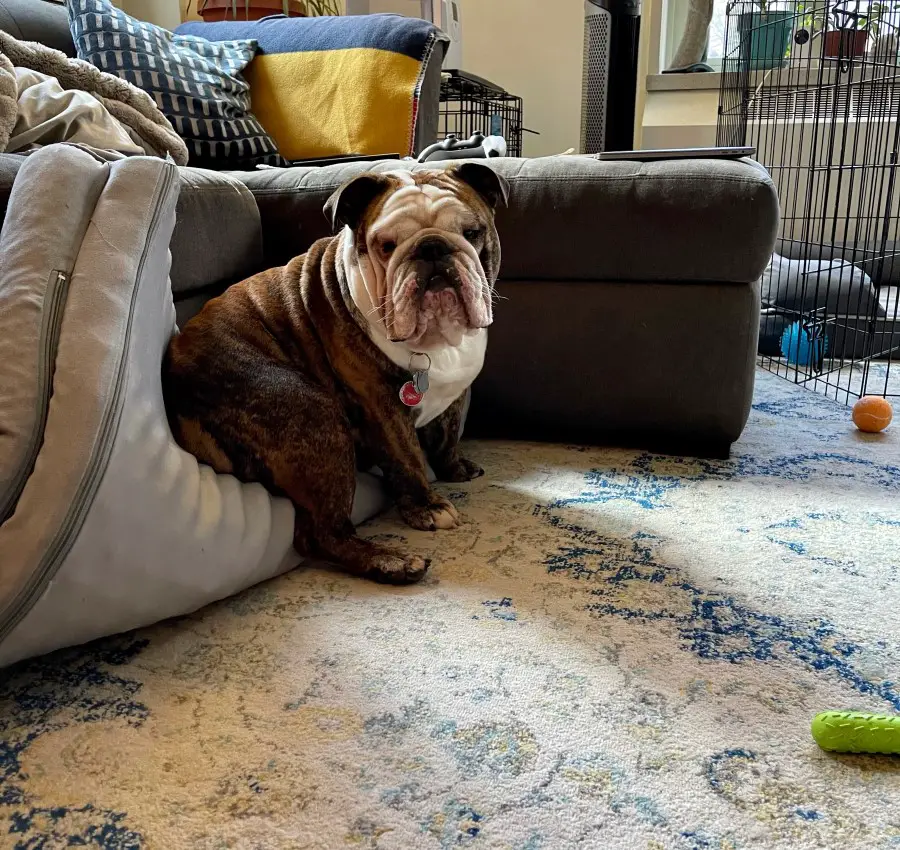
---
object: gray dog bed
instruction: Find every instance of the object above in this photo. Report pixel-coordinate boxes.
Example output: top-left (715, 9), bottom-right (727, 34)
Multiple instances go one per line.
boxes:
top-left (0, 145), bottom-right (395, 667)
top-left (777, 237), bottom-right (900, 288)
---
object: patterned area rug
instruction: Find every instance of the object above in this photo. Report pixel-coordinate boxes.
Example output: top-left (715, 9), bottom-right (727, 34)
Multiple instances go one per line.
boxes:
top-left (3, 370), bottom-right (900, 850)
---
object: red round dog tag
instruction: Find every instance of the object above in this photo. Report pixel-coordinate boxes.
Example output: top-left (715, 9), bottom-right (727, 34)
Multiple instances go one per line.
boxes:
top-left (399, 381), bottom-right (424, 407)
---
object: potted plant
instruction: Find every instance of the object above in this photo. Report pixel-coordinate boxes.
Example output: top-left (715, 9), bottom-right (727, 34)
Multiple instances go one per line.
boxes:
top-left (197, 0), bottom-right (341, 22)
top-left (866, 0), bottom-right (900, 56)
top-left (796, 0), bottom-right (830, 32)
top-left (737, 0), bottom-right (795, 69)
top-left (822, 0), bottom-right (884, 57)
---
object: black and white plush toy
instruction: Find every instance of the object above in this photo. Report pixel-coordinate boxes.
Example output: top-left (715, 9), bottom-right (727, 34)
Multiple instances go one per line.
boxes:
top-left (418, 133), bottom-right (507, 163)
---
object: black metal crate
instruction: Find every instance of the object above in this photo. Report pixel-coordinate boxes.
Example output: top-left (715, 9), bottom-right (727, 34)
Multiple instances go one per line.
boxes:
top-left (718, 0), bottom-right (900, 403)
top-left (439, 71), bottom-right (524, 157)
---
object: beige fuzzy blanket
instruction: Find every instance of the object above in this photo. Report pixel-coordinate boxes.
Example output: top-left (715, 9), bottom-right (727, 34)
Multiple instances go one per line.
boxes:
top-left (0, 31), bottom-right (188, 164)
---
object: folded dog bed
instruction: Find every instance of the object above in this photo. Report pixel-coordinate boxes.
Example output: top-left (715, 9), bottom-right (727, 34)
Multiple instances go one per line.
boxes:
top-left (758, 251), bottom-right (885, 358)
top-left (0, 144), bottom-right (389, 667)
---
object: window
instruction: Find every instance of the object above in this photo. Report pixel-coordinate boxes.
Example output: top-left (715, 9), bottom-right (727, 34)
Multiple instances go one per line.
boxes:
top-left (661, 0), bottom-right (729, 71)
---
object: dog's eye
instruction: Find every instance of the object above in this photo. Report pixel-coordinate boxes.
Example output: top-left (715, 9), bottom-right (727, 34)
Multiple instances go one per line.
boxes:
top-left (463, 228), bottom-right (483, 243)
top-left (381, 240), bottom-right (397, 255)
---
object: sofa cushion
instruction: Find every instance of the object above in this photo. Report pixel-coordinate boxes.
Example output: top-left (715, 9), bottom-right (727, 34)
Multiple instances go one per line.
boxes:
top-left (0, 0), bottom-right (75, 57)
top-left (68, 0), bottom-right (282, 170)
top-left (235, 155), bottom-right (779, 284)
top-left (170, 166), bottom-right (264, 296)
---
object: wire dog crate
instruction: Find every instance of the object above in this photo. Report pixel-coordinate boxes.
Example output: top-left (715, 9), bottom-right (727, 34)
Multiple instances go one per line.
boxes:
top-left (718, 0), bottom-right (900, 404)
top-left (439, 71), bottom-right (524, 157)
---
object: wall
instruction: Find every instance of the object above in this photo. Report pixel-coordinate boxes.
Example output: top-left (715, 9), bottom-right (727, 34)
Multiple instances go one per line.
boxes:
top-left (634, 0), bottom-right (719, 149)
top-left (181, 0), bottom-right (200, 21)
top-left (462, 1), bottom-right (584, 157)
top-left (633, 0), bottom-right (656, 147)
top-left (121, 0), bottom-right (182, 27)
top-left (640, 86), bottom-right (717, 148)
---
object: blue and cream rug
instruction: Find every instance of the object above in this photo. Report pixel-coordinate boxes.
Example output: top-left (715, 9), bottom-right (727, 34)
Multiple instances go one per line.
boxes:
top-left (3, 370), bottom-right (900, 850)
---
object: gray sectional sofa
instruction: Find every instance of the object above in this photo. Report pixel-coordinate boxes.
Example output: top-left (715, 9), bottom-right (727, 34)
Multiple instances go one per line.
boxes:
top-left (0, 0), bottom-right (780, 456)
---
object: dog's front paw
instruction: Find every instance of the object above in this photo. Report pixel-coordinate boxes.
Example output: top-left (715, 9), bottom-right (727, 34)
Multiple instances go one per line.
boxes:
top-left (398, 493), bottom-right (460, 531)
top-left (369, 553), bottom-right (431, 584)
top-left (436, 456), bottom-right (484, 483)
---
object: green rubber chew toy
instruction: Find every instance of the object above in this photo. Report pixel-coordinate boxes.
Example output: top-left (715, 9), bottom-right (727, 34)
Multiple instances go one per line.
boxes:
top-left (812, 711), bottom-right (900, 754)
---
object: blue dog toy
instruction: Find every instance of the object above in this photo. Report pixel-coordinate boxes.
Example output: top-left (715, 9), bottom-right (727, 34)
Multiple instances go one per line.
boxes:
top-left (780, 320), bottom-right (829, 367)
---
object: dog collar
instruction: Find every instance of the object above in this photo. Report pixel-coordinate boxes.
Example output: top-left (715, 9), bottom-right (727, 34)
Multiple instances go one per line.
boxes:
top-left (399, 352), bottom-right (431, 407)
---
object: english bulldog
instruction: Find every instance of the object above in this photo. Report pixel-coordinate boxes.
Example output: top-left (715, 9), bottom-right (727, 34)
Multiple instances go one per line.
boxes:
top-left (162, 163), bottom-right (508, 584)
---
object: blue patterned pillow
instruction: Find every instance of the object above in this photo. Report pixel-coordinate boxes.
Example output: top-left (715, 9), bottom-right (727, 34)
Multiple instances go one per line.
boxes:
top-left (67, 0), bottom-right (282, 169)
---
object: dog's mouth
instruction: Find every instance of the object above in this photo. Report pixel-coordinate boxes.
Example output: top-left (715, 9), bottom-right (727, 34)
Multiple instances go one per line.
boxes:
top-left (386, 252), bottom-right (492, 349)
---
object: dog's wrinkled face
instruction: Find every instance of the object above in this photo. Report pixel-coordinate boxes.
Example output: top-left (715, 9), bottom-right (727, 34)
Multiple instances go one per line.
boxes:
top-left (326, 163), bottom-right (508, 351)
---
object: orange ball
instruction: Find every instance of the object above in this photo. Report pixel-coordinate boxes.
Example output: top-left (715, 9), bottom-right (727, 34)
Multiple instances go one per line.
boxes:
top-left (852, 396), bottom-right (893, 433)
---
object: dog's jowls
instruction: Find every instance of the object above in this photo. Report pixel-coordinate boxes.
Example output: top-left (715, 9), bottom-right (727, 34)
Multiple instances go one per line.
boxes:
top-left (162, 163), bottom-right (508, 583)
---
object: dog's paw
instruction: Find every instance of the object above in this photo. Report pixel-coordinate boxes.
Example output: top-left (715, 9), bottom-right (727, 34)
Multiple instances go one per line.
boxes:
top-left (399, 493), bottom-right (461, 531)
top-left (436, 457), bottom-right (485, 483)
top-left (369, 554), bottom-right (431, 584)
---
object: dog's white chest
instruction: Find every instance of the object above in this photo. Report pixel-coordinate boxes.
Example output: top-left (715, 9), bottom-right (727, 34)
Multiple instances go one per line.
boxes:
top-left (365, 323), bottom-right (487, 429)
top-left (412, 331), bottom-right (487, 428)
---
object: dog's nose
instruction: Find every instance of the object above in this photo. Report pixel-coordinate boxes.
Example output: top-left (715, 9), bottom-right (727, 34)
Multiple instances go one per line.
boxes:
top-left (416, 237), bottom-right (452, 262)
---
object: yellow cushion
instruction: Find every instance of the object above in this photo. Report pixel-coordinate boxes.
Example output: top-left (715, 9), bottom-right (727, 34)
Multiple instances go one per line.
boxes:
top-left (246, 48), bottom-right (423, 161)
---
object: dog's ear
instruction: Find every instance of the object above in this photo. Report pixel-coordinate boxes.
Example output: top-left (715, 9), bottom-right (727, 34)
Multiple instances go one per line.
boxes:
top-left (324, 173), bottom-right (392, 232)
top-left (451, 162), bottom-right (510, 210)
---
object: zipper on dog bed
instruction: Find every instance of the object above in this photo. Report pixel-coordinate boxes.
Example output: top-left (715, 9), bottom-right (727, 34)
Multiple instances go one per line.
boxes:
top-left (0, 269), bottom-right (71, 526)
top-left (0, 165), bottom-right (176, 648)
